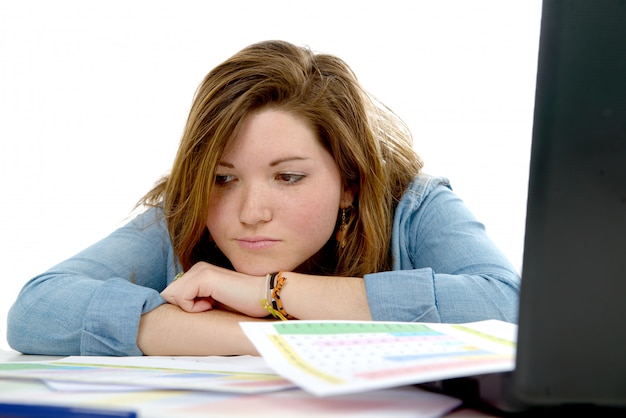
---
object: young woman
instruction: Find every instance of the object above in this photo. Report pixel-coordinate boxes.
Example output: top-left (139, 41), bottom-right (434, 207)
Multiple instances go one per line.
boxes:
top-left (7, 40), bottom-right (520, 356)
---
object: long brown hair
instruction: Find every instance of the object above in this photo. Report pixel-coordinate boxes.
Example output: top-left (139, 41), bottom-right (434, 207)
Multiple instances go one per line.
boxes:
top-left (141, 40), bottom-right (423, 275)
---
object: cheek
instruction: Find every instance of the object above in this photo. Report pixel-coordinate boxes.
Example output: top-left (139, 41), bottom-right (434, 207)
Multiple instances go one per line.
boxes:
top-left (286, 196), bottom-right (340, 241)
top-left (205, 196), bottom-right (230, 236)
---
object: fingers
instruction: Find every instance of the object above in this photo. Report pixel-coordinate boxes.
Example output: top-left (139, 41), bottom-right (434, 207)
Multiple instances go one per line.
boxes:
top-left (161, 263), bottom-right (268, 317)
top-left (161, 272), bottom-right (215, 312)
top-left (186, 296), bottom-right (215, 313)
top-left (163, 289), bottom-right (214, 312)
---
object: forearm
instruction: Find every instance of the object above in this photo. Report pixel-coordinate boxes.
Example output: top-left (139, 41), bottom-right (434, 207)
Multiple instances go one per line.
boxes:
top-left (161, 264), bottom-right (373, 322)
top-left (136, 303), bottom-right (264, 356)
top-left (277, 272), bottom-right (372, 320)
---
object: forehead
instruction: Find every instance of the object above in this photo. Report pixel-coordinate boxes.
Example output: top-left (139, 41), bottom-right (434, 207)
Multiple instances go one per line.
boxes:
top-left (221, 109), bottom-right (326, 158)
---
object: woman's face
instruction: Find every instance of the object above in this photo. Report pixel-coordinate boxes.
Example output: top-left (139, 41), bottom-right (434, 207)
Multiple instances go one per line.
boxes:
top-left (206, 109), bottom-right (353, 276)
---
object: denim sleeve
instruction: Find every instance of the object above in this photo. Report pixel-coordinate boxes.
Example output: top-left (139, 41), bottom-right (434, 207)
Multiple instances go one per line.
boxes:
top-left (364, 179), bottom-right (520, 324)
top-left (7, 206), bottom-right (177, 356)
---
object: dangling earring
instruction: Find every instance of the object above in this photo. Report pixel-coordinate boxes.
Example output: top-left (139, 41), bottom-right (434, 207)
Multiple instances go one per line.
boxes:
top-left (336, 208), bottom-right (347, 249)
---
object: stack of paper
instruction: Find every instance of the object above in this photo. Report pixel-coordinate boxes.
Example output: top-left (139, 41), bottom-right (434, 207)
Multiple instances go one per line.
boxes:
top-left (0, 320), bottom-right (515, 397)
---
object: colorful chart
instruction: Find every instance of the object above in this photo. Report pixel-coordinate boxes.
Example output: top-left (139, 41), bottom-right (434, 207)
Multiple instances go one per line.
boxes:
top-left (241, 320), bottom-right (516, 396)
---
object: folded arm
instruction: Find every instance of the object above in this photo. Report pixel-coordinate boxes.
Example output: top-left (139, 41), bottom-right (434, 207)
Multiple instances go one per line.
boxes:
top-left (7, 207), bottom-right (263, 356)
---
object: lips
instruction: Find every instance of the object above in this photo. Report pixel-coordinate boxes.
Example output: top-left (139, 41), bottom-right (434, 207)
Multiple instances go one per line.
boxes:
top-left (236, 237), bottom-right (280, 250)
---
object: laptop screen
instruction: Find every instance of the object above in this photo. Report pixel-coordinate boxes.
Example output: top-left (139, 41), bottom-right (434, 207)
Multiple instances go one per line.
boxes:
top-left (512, 0), bottom-right (626, 407)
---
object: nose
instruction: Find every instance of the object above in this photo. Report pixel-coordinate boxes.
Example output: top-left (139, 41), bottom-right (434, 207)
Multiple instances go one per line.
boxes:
top-left (238, 182), bottom-right (272, 225)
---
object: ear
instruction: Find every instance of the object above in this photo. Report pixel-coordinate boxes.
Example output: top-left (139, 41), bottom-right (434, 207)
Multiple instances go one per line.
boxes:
top-left (340, 183), bottom-right (357, 209)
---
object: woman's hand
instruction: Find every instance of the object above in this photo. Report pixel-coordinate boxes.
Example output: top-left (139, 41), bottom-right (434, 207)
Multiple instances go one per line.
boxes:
top-left (160, 262), bottom-right (269, 317)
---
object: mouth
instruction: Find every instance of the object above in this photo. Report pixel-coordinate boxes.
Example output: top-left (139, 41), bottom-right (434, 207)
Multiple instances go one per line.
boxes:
top-left (236, 237), bottom-right (280, 250)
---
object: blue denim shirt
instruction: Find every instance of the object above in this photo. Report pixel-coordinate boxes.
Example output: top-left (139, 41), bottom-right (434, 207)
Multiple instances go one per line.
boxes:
top-left (7, 174), bottom-right (520, 356)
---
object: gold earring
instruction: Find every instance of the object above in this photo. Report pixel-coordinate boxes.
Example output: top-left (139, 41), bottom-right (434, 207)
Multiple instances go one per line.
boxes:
top-left (336, 208), bottom-right (347, 248)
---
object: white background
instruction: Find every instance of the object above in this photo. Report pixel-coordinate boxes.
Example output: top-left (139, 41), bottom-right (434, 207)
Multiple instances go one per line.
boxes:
top-left (0, 0), bottom-right (542, 349)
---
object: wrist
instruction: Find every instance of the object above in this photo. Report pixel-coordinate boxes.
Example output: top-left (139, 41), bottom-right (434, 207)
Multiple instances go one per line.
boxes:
top-left (261, 271), bottom-right (296, 320)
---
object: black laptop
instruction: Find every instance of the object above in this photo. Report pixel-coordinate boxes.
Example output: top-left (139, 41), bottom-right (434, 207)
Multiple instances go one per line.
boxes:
top-left (427, 0), bottom-right (626, 415)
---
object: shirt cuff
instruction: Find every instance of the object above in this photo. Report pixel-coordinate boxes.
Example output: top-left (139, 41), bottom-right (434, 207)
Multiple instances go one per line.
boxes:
top-left (81, 278), bottom-right (166, 356)
top-left (364, 269), bottom-right (441, 323)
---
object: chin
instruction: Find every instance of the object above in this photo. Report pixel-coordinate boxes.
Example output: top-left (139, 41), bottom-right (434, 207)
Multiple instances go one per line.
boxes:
top-left (224, 248), bottom-right (314, 276)
top-left (231, 262), bottom-right (278, 277)
top-left (231, 260), bottom-right (300, 277)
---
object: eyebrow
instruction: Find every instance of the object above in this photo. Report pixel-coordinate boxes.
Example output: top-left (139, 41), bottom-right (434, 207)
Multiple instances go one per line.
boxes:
top-left (218, 156), bottom-right (309, 168)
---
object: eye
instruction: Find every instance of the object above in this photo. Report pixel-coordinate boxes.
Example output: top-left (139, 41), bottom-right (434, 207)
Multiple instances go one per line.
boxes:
top-left (215, 174), bottom-right (236, 186)
top-left (276, 173), bottom-right (305, 184)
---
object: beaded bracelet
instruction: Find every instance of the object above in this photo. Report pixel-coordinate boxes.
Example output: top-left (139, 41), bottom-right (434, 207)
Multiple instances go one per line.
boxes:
top-left (261, 271), bottom-right (295, 320)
